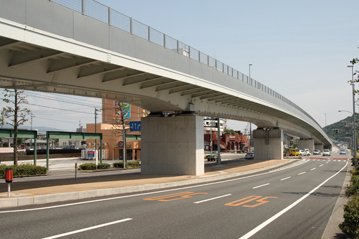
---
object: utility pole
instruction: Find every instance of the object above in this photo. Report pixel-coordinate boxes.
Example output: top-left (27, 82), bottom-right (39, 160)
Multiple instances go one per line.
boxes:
top-left (348, 63), bottom-right (357, 164)
top-left (249, 63), bottom-right (253, 153)
top-left (216, 118), bottom-right (221, 165)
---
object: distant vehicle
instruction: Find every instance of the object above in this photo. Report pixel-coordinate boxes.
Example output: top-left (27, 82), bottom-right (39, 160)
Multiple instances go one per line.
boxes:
top-left (299, 149), bottom-right (306, 156)
top-left (245, 152), bottom-right (254, 160)
top-left (299, 149), bottom-right (310, 156)
top-left (322, 149), bottom-right (331, 156)
top-left (339, 149), bottom-right (347, 155)
top-left (313, 149), bottom-right (321, 155)
top-left (289, 149), bottom-right (300, 156)
top-left (205, 154), bottom-right (218, 161)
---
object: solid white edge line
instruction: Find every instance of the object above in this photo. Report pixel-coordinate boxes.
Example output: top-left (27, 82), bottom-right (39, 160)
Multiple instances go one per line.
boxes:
top-left (252, 183), bottom-right (270, 189)
top-left (297, 172), bottom-right (306, 175)
top-left (41, 218), bottom-right (133, 239)
top-left (0, 160), bottom-right (309, 214)
top-left (238, 161), bottom-right (348, 239)
top-left (194, 194), bottom-right (232, 204)
top-left (280, 177), bottom-right (291, 181)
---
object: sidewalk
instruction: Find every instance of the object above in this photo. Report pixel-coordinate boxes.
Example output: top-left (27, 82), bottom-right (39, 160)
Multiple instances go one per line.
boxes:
top-left (0, 158), bottom-right (295, 208)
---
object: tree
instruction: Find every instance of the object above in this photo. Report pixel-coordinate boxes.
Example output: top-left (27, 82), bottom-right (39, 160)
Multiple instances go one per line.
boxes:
top-left (1, 89), bottom-right (31, 165)
top-left (112, 102), bottom-right (130, 168)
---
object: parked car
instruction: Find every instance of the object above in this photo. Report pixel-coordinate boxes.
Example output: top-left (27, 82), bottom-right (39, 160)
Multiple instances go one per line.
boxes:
top-left (245, 152), bottom-right (254, 160)
top-left (339, 149), bottom-right (347, 155)
top-left (322, 149), bottom-right (331, 156)
top-left (313, 149), bottom-right (321, 155)
top-left (205, 154), bottom-right (218, 161)
top-left (289, 149), bottom-right (300, 156)
top-left (304, 149), bottom-right (311, 156)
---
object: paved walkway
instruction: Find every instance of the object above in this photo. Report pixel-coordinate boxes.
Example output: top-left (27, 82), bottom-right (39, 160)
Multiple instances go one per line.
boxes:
top-left (0, 157), bottom-right (350, 239)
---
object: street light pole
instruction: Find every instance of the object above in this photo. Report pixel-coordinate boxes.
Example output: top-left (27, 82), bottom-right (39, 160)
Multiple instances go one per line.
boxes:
top-left (249, 64), bottom-right (253, 152)
top-left (348, 64), bottom-right (357, 161)
top-left (338, 109), bottom-right (355, 153)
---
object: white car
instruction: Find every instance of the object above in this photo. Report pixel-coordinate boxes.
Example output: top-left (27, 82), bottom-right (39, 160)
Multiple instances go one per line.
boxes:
top-left (322, 149), bottom-right (331, 156)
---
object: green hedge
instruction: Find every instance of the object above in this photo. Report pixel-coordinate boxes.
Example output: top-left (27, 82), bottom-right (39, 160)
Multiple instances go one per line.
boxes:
top-left (341, 167), bottom-right (359, 238)
top-left (0, 164), bottom-right (47, 178)
top-left (113, 160), bottom-right (140, 169)
top-left (78, 163), bottom-right (111, 170)
top-left (340, 196), bottom-right (359, 238)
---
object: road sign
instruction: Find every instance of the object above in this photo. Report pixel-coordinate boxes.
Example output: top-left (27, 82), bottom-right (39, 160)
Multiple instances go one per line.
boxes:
top-left (129, 121), bottom-right (141, 131)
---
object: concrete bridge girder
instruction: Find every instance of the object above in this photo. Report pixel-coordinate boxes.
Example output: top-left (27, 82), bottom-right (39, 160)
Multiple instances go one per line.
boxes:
top-left (0, 0), bottom-right (333, 177)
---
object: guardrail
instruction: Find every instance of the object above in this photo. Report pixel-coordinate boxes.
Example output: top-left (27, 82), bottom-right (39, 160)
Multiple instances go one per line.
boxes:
top-left (50, 0), bottom-right (322, 130)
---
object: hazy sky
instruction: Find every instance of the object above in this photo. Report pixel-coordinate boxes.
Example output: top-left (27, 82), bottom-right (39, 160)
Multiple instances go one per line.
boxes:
top-left (2, 0), bottom-right (359, 131)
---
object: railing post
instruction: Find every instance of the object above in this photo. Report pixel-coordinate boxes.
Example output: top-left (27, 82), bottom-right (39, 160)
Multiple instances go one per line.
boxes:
top-left (130, 17), bottom-right (133, 34)
top-left (148, 26), bottom-right (151, 42)
top-left (163, 34), bottom-right (166, 48)
top-left (81, 0), bottom-right (85, 15)
top-left (108, 7), bottom-right (111, 26)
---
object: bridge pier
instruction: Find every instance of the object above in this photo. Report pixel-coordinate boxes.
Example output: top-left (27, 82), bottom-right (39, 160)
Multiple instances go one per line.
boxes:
top-left (141, 114), bottom-right (204, 176)
top-left (253, 128), bottom-right (283, 160)
top-left (298, 138), bottom-right (315, 154)
top-left (315, 143), bottom-right (324, 152)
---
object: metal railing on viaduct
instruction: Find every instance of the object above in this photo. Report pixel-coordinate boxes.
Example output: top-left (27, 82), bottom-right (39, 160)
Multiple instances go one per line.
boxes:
top-left (0, 0), bottom-right (332, 147)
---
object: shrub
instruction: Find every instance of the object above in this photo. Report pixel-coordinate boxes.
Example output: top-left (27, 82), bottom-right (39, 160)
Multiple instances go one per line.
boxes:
top-left (78, 163), bottom-right (111, 170)
top-left (113, 160), bottom-right (140, 169)
top-left (79, 163), bottom-right (97, 170)
top-left (97, 163), bottom-right (110, 169)
top-left (0, 164), bottom-right (47, 178)
top-left (340, 196), bottom-right (359, 238)
top-left (346, 175), bottom-right (359, 197)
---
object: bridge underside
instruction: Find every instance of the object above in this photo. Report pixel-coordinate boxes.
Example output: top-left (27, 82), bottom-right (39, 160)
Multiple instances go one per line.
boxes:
top-left (0, 1), bottom-right (331, 175)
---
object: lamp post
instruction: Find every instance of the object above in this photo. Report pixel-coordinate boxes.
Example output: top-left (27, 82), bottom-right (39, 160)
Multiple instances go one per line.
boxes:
top-left (248, 64), bottom-right (253, 152)
top-left (347, 64), bottom-right (357, 161)
top-left (338, 109), bottom-right (355, 155)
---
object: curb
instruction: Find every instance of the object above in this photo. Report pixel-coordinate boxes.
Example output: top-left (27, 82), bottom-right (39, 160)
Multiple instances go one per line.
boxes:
top-left (0, 160), bottom-right (300, 209)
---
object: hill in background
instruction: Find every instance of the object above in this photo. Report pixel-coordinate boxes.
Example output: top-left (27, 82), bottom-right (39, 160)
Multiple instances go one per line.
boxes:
top-left (323, 115), bottom-right (357, 146)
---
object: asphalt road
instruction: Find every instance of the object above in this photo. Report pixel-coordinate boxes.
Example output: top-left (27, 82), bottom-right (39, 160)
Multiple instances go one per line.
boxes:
top-left (0, 157), bottom-right (348, 239)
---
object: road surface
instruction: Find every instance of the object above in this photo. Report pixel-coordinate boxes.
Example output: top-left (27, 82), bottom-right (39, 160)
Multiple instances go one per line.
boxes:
top-left (0, 158), bottom-right (348, 239)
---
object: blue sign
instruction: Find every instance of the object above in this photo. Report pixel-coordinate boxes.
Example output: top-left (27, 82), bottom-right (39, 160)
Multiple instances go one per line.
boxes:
top-left (129, 121), bottom-right (141, 131)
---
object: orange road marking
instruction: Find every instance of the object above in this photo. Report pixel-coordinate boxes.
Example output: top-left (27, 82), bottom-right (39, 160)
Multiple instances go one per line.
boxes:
top-left (144, 191), bottom-right (208, 202)
top-left (225, 195), bottom-right (278, 208)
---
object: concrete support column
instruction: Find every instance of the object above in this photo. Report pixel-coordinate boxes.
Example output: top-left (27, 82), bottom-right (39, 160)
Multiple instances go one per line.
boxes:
top-left (298, 138), bottom-right (315, 154)
top-left (315, 143), bottom-right (324, 152)
top-left (141, 114), bottom-right (204, 176)
top-left (253, 128), bottom-right (283, 160)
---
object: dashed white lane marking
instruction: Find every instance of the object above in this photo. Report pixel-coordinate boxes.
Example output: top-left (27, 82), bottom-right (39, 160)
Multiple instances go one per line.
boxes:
top-left (194, 194), bottom-right (232, 204)
top-left (238, 161), bottom-right (348, 239)
top-left (319, 164), bottom-right (324, 167)
top-left (0, 160), bottom-right (309, 214)
top-left (253, 183), bottom-right (270, 189)
top-left (310, 168), bottom-right (316, 171)
top-left (297, 172), bottom-right (306, 176)
top-left (280, 176), bottom-right (291, 181)
top-left (42, 218), bottom-right (133, 239)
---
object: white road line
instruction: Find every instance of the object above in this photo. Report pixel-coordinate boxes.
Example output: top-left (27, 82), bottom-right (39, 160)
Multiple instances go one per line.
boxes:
top-left (238, 161), bottom-right (348, 239)
top-left (253, 183), bottom-right (270, 189)
top-left (42, 218), bottom-right (133, 239)
top-left (280, 176), bottom-right (291, 181)
top-left (310, 168), bottom-right (316, 171)
top-left (194, 194), bottom-right (232, 204)
top-left (0, 160), bottom-right (309, 214)
top-left (297, 172), bottom-right (306, 175)
top-left (319, 164), bottom-right (324, 167)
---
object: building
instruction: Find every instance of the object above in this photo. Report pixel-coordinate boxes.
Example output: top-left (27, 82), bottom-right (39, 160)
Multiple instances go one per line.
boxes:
top-left (87, 99), bottom-right (148, 160)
